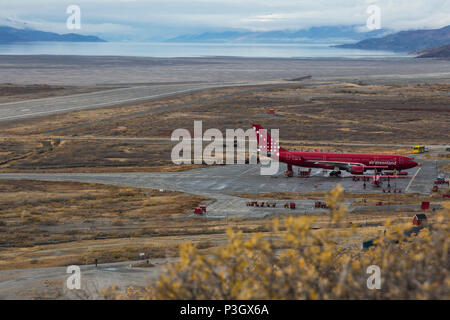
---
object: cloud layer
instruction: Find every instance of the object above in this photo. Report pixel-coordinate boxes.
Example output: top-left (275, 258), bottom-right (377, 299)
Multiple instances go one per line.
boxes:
top-left (0, 0), bottom-right (449, 40)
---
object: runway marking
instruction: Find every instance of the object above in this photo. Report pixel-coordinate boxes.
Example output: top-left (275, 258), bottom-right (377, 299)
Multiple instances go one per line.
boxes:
top-left (0, 86), bottom-right (135, 107)
top-left (405, 167), bottom-right (421, 192)
top-left (0, 85), bottom-right (223, 122)
top-left (0, 83), bottom-right (209, 107)
top-left (239, 166), bottom-right (260, 176)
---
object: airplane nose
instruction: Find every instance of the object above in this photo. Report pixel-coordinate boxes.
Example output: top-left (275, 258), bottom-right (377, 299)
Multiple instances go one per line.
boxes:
top-left (410, 161), bottom-right (419, 168)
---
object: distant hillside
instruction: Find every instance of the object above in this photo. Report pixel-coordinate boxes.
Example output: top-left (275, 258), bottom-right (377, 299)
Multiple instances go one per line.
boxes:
top-left (413, 44), bottom-right (450, 59)
top-left (335, 25), bottom-right (450, 52)
top-left (0, 26), bottom-right (106, 43)
top-left (167, 26), bottom-right (390, 43)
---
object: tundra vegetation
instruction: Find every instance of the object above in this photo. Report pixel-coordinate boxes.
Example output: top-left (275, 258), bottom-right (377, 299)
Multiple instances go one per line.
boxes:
top-left (108, 185), bottom-right (449, 300)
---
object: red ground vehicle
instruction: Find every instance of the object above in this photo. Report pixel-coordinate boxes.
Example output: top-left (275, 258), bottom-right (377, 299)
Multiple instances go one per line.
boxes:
top-left (434, 177), bottom-right (449, 185)
top-left (314, 201), bottom-right (328, 209)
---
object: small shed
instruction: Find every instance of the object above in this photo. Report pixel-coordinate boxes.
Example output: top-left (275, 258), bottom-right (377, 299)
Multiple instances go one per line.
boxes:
top-left (413, 214), bottom-right (427, 226)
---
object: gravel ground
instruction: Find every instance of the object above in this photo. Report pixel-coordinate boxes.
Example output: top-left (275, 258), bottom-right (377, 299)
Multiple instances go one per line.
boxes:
top-left (1, 55), bottom-right (449, 85)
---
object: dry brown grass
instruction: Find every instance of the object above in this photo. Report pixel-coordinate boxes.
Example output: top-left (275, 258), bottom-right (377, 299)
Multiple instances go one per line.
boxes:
top-left (0, 137), bottom-right (205, 172)
top-left (0, 179), bottom-right (431, 270)
top-left (113, 187), bottom-right (449, 300)
top-left (0, 180), bottom-right (208, 248)
top-left (0, 179), bottom-right (284, 270)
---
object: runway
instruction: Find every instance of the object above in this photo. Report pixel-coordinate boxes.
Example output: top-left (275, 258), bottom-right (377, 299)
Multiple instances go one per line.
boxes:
top-left (0, 81), bottom-right (273, 122)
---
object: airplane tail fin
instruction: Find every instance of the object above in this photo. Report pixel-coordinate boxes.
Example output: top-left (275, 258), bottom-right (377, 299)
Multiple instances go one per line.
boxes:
top-left (252, 124), bottom-right (286, 154)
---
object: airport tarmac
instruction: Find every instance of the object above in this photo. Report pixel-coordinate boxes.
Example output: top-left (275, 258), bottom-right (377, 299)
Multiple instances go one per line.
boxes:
top-left (0, 159), bottom-right (441, 218)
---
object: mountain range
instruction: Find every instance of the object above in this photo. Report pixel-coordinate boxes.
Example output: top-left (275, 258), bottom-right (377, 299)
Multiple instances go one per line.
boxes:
top-left (0, 26), bottom-right (106, 43)
top-left (167, 26), bottom-right (390, 43)
top-left (335, 25), bottom-right (450, 52)
top-left (413, 44), bottom-right (450, 59)
top-left (1, 24), bottom-right (448, 58)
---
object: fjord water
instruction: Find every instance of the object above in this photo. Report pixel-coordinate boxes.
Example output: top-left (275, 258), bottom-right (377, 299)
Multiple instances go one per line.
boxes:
top-left (0, 41), bottom-right (408, 58)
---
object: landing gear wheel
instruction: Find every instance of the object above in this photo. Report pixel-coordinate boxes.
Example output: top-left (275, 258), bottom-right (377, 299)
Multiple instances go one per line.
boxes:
top-left (285, 170), bottom-right (294, 178)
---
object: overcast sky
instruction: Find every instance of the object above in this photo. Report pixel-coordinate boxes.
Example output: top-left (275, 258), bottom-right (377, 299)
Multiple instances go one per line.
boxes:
top-left (0, 0), bottom-right (449, 40)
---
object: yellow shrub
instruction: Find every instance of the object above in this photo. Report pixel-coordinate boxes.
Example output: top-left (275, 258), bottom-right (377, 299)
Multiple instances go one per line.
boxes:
top-left (114, 186), bottom-right (449, 300)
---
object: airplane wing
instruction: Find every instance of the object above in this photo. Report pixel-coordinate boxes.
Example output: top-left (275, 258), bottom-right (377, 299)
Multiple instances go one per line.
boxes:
top-left (376, 174), bottom-right (409, 179)
top-left (343, 174), bottom-right (409, 179)
top-left (304, 159), bottom-right (389, 170)
top-left (308, 160), bottom-right (365, 168)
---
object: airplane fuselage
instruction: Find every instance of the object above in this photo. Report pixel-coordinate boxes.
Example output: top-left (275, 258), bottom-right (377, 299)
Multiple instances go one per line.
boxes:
top-left (251, 123), bottom-right (418, 174)
top-left (279, 151), bottom-right (418, 172)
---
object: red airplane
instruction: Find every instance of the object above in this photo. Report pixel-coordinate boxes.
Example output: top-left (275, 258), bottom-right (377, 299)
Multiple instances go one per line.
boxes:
top-left (252, 124), bottom-right (418, 182)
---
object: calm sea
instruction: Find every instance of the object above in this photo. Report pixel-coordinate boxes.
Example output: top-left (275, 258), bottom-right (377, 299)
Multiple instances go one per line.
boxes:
top-left (0, 41), bottom-right (409, 59)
